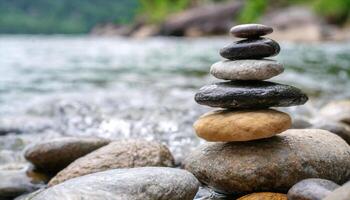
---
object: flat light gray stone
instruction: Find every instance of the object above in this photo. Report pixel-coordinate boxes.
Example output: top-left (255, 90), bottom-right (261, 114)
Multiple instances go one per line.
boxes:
top-left (27, 167), bottom-right (200, 200)
top-left (324, 181), bottom-right (350, 200)
top-left (210, 59), bottom-right (284, 80)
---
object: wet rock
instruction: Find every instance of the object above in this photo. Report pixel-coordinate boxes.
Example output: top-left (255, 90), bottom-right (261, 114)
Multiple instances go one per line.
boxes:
top-left (210, 59), bottom-right (283, 81)
top-left (324, 181), bottom-right (350, 200)
top-left (319, 100), bottom-right (350, 125)
top-left (24, 137), bottom-right (110, 174)
top-left (220, 38), bottom-right (280, 60)
top-left (28, 167), bottom-right (199, 200)
top-left (312, 122), bottom-right (350, 144)
top-left (238, 192), bottom-right (287, 200)
top-left (194, 81), bottom-right (308, 109)
top-left (287, 178), bottom-right (339, 200)
top-left (49, 139), bottom-right (175, 185)
top-left (0, 166), bottom-right (47, 199)
top-left (230, 24), bottom-right (273, 38)
top-left (194, 109), bottom-right (291, 142)
top-left (184, 129), bottom-right (350, 194)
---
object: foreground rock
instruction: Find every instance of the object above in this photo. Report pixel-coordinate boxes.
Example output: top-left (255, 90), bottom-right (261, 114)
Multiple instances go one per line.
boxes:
top-left (230, 24), bottom-right (273, 38)
top-left (24, 137), bottom-right (110, 174)
top-left (184, 129), bottom-right (350, 194)
top-left (324, 181), bottom-right (350, 200)
top-left (210, 59), bottom-right (283, 80)
top-left (26, 167), bottom-right (199, 200)
top-left (287, 178), bottom-right (339, 200)
top-left (194, 81), bottom-right (308, 108)
top-left (194, 109), bottom-right (291, 141)
top-left (238, 192), bottom-right (287, 200)
top-left (0, 166), bottom-right (47, 199)
top-left (220, 38), bottom-right (280, 60)
top-left (49, 139), bottom-right (174, 185)
top-left (319, 100), bottom-right (350, 125)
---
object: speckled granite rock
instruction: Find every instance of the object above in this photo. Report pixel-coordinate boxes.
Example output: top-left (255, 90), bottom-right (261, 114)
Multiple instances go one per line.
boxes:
top-left (194, 81), bottom-right (308, 109)
top-left (49, 139), bottom-right (175, 186)
top-left (194, 109), bottom-right (291, 141)
top-left (220, 38), bottom-right (280, 60)
top-left (230, 24), bottom-right (273, 38)
top-left (238, 192), bottom-right (287, 200)
top-left (210, 59), bottom-right (283, 80)
top-left (184, 129), bottom-right (350, 194)
top-left (24, 137), bottom-right (111, 174)
top-left (27, 167), bottom-right (200, 200)
top-left (287, 178), bottom-right (339, 200)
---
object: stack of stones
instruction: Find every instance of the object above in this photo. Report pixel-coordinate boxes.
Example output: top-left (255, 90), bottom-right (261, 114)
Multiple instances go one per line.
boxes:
top-left (193, 24), bottom-right (308, 143)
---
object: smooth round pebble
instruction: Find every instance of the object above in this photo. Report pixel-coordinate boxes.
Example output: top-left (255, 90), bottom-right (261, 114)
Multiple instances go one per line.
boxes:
top-left (238, 192), bottom-right (287, 200)
top-left (230, 24), bottom-right (273, 38)
top-left (194, 81), bottom-right (308, 109)
top-left (287, 178), bottom-right (339, 200)
top-left (210, 59), bottom-right (284, 80)
top-left (48, 139), bottom-right (175, 186)
top-left (220, 38), bottom-right (280, 60)
top-left (184, 129), bottom-right (350, 194)
top-left (194, 109), bottom-right (291, 142)
top-left (324, 181), bottom-right (350, 200)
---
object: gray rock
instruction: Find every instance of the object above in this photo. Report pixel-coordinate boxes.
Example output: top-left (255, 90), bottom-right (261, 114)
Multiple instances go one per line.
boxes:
top-left (24, 137), bottom-right (110, 174)
top-left (194, 81), bottom-right (308, 109)
top-left (210, 59), bottom-right (283, 81)
top-left (49, 139), bottom-right (175, 185)
top-left (230, 24), bottom-right (273, 38)
top-left (28, 167), bottom-right (199, 200)
top-left (287, 178), bottom-right (340, 200)
top-left (220, 38), bottom-right (280, 60)
top-left (312, 122), bottom-right (350, 144)
top-left (184, 129), bottom-right (350, 194)
top-left (324, 181), bottom-right (350, 200)
top-left (291, 118), bottom-right (312, 129)
top-left (319, 100), bottom-right (350, 125)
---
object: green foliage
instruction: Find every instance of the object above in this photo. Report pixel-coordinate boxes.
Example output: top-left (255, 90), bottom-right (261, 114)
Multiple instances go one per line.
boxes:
top-left (238, 0), bottom-right (267, 23)
top-left (313, 0), bottom-right (350, 24)
top-left (0, 0), bottom-right (139, 34)
top-left (139, 0), bottom-right (191, 23)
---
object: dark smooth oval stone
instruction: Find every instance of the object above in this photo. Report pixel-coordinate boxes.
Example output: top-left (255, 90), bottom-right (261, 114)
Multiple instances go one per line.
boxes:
top-left (194, 81), bottom-right (308, 108)
top-left (230, 24), bottom-right (273, 38)
top-left (220, 38), bottom-right (280, 60)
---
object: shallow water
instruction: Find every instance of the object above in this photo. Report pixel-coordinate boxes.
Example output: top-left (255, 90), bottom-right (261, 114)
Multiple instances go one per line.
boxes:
top-left (0, 35), bottom-right (350, 164)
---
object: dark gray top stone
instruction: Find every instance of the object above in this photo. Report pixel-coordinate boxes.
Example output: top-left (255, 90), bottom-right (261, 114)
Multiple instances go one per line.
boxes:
top-left (194, 81), bottom-right (308, 109)
top-left (220, 38), bottom-right (280, 60)
top-left (230, 24), bottom-right (273, 38)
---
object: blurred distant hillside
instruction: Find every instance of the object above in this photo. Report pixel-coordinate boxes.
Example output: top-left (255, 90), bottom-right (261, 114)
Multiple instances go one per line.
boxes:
top-left (0, 0), bottom-right (138, 33)
top-left (0, 0), bottom-right (349, 35)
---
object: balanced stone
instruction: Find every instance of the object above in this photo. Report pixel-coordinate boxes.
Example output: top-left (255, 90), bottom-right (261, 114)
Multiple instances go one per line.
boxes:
top-left (220, 38), bottom-right (280, 60)
top-left (25, 167), bottom-right (200, 200)
top-left (287, 178), bottom-right (340, 200)
top-left (184, 129), bottom-right (350, 194)
top-left (238, 193), bottom-right (287, 200)
top-left (194, 81), bottom-right (308, 109)
top-left (230, 24), bottom-right (273, 38)
top-left (194, 109), bottom-right (291, 142)
top-left (48, 139), bottom-right (174, 186)
top-left (210, 59), bottom-right (283, 80)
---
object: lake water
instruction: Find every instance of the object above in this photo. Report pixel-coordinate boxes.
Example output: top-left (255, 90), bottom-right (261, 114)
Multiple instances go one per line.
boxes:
top-left (0, 35), bottom-right (350, 164)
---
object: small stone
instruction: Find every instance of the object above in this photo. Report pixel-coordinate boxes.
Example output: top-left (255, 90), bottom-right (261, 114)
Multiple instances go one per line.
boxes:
top-left (238, 192), bottom-right (287, 200)
top-left (194, 109), bottom-right (291, 142)
top-left (319, 100), bottom-right (350, 125)
top-left (287, 178), bottom-right (339, 200)
top-left (230, 24), bottom-right (273, 38)
top-left (210, 59), bottom-right (284, 81)
top-left (220, 38), bottom-right (280, 60)
top-left (184, 129), bottom-right (350, 194)
top-left (312, 122), bottom-right (350, 144)
top-left (27, 167), bottom-right (200, 200)
top-left (48, 139), bottom-right (175, 186)
top-left (24, 137), bottom-right (110, 174)
top-left (194, 81), bottom-right (308, 109)
top-left (324, 181), bottom-right (350, 200)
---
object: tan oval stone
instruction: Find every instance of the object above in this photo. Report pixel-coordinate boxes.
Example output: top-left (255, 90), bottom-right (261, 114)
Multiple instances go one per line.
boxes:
top-left (238, 192), bottom-right (287, 200)
top-left (193, 109), bottom-right (291, 141)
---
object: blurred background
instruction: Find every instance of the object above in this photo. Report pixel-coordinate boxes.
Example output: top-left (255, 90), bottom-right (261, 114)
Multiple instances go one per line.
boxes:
top-left (0, 0), bottom-right (350, 182)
